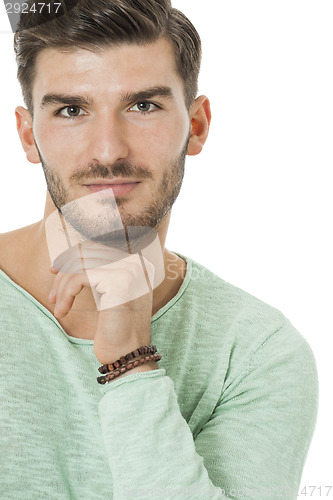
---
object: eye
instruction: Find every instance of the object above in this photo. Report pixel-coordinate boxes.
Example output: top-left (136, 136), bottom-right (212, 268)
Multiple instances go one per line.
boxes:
top-left (129, 102), bottom-right (158, 114)
top-left (56, 106), bottom-right (87, 118)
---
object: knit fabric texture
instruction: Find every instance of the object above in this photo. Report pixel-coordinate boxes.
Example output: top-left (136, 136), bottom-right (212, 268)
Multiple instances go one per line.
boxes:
top-left (0, 256), bottom-right (318, 499)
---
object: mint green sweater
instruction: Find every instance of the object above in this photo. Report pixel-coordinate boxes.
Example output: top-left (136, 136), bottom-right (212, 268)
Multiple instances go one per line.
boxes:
top-left (0, 256), bottom-right (318, 499)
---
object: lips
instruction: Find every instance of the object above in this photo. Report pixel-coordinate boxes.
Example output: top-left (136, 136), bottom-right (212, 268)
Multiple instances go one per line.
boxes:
top-left (84, 181), bottom-right (141, 196)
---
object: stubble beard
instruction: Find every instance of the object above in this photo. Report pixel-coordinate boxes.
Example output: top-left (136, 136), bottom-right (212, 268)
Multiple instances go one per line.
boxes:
top-left (39, 137), bottom-right (189, 243)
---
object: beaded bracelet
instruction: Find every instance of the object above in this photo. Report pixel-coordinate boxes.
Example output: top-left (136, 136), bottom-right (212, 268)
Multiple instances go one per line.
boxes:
top-left (98, 345), bottom-right (158, 374)
top-left (97, 353), bottom-right (162, 384)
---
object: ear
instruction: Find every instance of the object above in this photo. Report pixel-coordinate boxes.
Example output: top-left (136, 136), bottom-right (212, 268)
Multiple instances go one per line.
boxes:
top-left (15, 106), bottom-right (41, 164)
top-left (187, 95), bottom-right (211, 156)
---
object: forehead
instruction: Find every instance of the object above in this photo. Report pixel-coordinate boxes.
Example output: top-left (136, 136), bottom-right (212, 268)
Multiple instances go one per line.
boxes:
top-left (33, 38), bottom-right (184, 103)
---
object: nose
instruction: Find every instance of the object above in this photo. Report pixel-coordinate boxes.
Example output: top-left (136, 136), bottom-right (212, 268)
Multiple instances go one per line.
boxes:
top-left (87, 112), bottom-right (130, 165)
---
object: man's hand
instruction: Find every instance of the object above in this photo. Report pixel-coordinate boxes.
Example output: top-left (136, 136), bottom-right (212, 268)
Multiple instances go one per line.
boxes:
top-left (48, 243), bottom-right (157, 368)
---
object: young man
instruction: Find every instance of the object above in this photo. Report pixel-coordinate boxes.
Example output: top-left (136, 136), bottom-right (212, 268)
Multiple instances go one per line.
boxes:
top-left (0, 1), bottom-right (318, 498)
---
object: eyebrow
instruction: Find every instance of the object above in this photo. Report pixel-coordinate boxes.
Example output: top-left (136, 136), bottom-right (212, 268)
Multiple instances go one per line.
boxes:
top-left (40, 86), bottom-right (175, 110)
top-left (40, 94), bottom-right (93, 109)
top-left (120, 86), bottom-right (175, 103)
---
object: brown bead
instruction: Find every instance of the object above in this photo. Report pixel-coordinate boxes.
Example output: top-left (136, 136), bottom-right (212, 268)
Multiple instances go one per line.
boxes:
top-left (97, 346), bottom-right (161, 384)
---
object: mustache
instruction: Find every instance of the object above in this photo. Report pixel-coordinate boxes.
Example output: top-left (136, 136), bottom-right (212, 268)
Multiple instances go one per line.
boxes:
top-left (69, 161), bottom-right (153, 183)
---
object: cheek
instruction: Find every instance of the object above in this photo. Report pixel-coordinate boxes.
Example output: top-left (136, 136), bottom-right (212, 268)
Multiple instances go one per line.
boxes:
top-left (34, 120), bottom-right (86, 168)
top-left (131, 118), bottom-right (190, 164)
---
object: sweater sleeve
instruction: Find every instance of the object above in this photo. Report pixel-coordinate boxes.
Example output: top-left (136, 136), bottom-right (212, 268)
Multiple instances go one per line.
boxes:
top-left (98, 321), bottom-right (318, 500)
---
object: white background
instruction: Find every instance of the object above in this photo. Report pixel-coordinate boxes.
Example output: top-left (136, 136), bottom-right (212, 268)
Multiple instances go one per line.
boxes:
top-left (0, 0), bottom-right (332, 494)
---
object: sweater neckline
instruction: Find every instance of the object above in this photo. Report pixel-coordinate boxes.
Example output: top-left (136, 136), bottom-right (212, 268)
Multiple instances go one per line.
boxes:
top-left (0, 253), bottom-right (192, 344)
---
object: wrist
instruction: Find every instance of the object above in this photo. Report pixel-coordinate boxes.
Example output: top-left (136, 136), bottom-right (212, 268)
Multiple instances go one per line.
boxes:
top-left (96, 346), bottom-right (162, 384)
top-left (112, 361), bottom-right (159, 380)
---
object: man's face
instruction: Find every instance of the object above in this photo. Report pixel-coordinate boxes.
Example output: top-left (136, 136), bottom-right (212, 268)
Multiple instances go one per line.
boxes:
top-left (31, 38), bottom-right (191, 238)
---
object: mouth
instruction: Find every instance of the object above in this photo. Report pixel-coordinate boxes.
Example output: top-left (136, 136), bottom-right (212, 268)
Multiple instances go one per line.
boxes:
top-left (83, 179), bottom-right (141, 196)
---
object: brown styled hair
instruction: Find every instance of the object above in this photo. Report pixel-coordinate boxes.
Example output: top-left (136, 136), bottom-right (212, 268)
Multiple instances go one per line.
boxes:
top-left (13, 0), bottom-right (202, 115)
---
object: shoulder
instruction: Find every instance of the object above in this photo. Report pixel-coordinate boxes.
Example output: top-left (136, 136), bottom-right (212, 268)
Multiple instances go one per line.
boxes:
top-left (0, 230), bottom-right (19, 265)
top-left (0, 226), bottom-right (29, 245)
top-left (183, 255), bottom-right (316, 366)
top-left (0, 224), bottom-right (38, 275)
top-left (176, 256), bottom-right (318, 434)
top-left (184, 254), bottom-right (285, 328)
